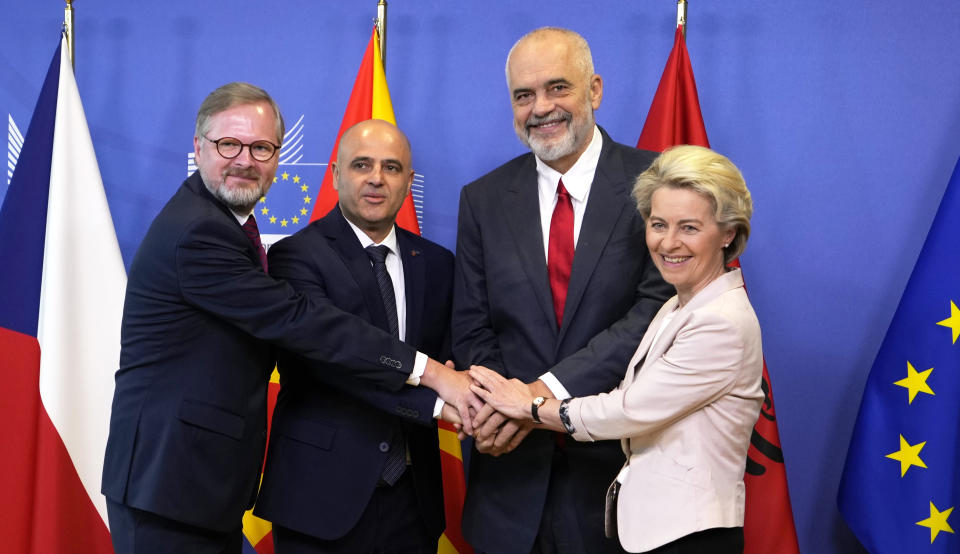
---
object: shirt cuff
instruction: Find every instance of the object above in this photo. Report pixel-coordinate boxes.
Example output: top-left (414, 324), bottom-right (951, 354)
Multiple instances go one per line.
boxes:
top-left (433, 398), bottom-right (445, 419)
top-left (538, 371), bottom-right (571, 400)
top-left (406, 351), bottom-right (428, 386)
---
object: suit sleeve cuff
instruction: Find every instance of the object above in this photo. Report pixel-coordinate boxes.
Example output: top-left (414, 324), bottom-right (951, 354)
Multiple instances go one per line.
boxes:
top-left (407, 351), bottom-right (428, 385)
top-left (539, 371), bottom-right (571, 400)
top-left (567, 397), bottom-right (594, 442)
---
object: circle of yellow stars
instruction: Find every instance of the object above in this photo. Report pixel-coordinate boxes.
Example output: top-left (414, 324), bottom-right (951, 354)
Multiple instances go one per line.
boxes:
top-left (258, 171), bottom-right (312, 228)
top-left (879, 299), bottom-right (960, 544)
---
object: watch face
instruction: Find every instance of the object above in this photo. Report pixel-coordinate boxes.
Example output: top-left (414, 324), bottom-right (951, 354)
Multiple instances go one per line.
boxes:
top-left (534, 396), bottom-right (546, 406)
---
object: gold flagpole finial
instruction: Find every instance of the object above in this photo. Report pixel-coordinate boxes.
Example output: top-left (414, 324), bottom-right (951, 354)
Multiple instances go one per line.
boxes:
top-left (376, 0), bottom-right (388, 70)
top-left (677, 0), bottom-right (688, 37)
top-left (64, 0), bottom-right (75, 69)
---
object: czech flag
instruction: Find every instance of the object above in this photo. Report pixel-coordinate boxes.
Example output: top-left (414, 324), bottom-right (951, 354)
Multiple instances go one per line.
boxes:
top-left (0, 35), bottom-right (125, 553)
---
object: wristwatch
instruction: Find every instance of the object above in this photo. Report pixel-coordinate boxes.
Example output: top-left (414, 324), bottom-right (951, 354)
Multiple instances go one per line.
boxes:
top-left (531, 396), bottom-right (546, 423)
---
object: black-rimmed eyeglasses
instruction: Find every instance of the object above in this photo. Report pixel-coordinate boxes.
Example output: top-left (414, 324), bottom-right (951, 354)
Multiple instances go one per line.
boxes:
top-left (203, 135), bottom-right (281, 162)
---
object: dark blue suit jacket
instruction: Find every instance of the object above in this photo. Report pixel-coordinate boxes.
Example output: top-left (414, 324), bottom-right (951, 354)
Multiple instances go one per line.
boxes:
top-left (452, 130), bottom-right (673, 553)
top-left (102, 172), bottom-right (418, 532)
top-left (254, 207), bottom-right (453, 541)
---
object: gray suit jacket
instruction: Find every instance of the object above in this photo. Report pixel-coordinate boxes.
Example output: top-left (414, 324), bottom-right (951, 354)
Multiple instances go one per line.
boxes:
top-left (452, 129), bottom-right (673, 553)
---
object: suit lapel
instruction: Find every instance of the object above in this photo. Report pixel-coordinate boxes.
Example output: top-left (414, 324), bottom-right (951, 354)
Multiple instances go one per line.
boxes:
top-left (558, 132), bottom-right (630, 344)
top-left (187, 172), bottom-right (261, 263)
top-left (398, 230), bottom-right (424, 347)
top-left (623, 296), bottom-right (678, 384)
top-left (632, 270), bottom-right (746, 380)
top-left (322, 207), bottom-right (390, 332)
top-left (500, 156), bottom-right (557, 333)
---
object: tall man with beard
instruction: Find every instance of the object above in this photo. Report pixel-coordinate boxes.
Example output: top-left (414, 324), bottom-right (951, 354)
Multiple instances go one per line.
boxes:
top-left (453, 29), bottom-right (673, 553)
top-left (102, 83), bottom-right (477, 554)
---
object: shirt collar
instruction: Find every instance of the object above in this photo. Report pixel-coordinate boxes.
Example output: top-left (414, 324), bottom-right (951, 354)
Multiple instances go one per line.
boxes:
top-left (343, 212), bottom-right (399, 255)
top-left (534, 125), bottom-right (602, 203)
top-left (231, 208), bottom-right (255, 226)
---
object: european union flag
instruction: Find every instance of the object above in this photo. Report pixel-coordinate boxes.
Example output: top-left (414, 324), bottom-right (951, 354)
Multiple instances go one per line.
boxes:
top-left (838, 157), bottom-right (960, 552)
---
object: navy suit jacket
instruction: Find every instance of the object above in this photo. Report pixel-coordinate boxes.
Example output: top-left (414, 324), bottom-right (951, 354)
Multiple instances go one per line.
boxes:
top-left (102, 172), bottom-right (418, 532)
top-left (254, 207), bottom-right (453, 541)
top-left (452, 129), bottom-right (673, 553)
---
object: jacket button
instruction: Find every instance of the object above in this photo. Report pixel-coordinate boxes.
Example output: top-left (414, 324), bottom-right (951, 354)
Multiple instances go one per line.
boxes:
top-left (379, 442), bottom-right (390, 452)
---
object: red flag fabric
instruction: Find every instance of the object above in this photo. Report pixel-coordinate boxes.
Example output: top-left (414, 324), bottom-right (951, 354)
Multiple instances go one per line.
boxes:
top-left (638, 25), bottom-right (800, 554)
top-left (309, 27), bottom-right (420, 234)
top-left (637, 26), bottom-right (709, 152)
top-left (309, 33), bottom-right (375, 222)
top-left (437, 421), bottom-right (472, 554)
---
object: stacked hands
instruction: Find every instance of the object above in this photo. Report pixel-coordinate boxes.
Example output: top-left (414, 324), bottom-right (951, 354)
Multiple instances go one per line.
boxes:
top-left (428, 360), bottom-right (549, 456)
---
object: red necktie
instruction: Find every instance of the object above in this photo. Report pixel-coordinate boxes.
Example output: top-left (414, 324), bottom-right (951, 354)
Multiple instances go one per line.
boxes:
top-left (242, 215), bottom-right (268, 273)
top-left (547, 178), bottom-right (574, 328)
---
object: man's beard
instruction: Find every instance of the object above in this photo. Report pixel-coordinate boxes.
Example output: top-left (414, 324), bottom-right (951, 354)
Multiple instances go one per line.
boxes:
top-left (201, 167), bottom-right (266, 213)
top-left (515, 105), bottom-right (594, 162)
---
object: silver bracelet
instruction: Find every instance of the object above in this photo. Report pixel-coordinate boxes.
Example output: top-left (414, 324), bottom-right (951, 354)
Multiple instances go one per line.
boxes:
top-left (559, 398), bottom-right (576, 434)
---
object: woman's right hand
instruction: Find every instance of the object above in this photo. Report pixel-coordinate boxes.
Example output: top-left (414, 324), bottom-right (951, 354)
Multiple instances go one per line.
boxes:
top-left (468, 365), bottom-right (536, 421)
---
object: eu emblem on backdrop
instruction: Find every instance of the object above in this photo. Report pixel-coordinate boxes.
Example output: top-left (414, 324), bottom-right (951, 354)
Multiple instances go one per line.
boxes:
top-left (187, 114), bottom-right (324, 248)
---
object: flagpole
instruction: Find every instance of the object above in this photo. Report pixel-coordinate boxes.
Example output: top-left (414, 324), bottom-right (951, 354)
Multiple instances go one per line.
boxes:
top-left (676, 0), bottom-right (687, 36)
top-left (376, 0), bottom-right (387, 69)
top-left (63, 0), bottom-right (75, 68)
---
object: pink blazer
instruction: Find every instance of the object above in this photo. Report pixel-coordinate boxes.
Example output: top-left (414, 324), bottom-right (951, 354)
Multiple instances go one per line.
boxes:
top-left (568, 269), bottom-right (764, 552)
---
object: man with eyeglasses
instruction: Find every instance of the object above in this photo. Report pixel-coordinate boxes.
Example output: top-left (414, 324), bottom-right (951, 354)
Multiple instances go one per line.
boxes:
top-left (102, 82), bottom-right (479, 554)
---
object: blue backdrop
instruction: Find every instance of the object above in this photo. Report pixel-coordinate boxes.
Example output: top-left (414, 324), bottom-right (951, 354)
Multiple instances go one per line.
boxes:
top-left (3, 2), bottom-right (960, 552)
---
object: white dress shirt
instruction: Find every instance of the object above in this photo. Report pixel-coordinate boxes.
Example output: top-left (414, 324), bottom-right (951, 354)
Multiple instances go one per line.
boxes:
top-left (344, 216), bottom-right (442, 417)
top-left (230, 209), bottom-right (255, 225)
top-left (345, 221), bottom-right (408, 341)
top-left (535, 125), bottom-right (603, 400)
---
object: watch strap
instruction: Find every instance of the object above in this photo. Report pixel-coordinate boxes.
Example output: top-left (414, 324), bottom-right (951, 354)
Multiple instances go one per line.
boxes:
top-left (531, 396), bottom-right (545, 423)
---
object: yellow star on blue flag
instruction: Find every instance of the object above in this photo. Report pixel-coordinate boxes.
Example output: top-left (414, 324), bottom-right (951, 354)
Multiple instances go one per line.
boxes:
top-left (839, 157), bottom-right (960, 553)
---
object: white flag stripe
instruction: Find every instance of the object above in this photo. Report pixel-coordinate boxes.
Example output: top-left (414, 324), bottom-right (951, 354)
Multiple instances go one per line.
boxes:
top-left (8, 115), bottom-right (24, 185)
top-left (36, 38), bottom-right (126, 528)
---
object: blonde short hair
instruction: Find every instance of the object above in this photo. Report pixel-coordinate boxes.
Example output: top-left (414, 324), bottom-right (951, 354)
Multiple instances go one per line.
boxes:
top-left (633, 145), bottom-right (753, 264)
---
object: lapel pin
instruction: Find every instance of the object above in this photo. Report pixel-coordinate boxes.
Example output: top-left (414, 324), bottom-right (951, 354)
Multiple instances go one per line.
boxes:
top-left (410, 249), bottom-right (420, 257)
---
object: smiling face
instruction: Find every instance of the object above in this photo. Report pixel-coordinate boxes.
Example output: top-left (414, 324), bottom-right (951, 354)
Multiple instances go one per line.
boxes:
top-left (193, 101), bottom-right (280, 214)
top-left (506, 31), bottom-right (602, 174)
top-left (332, 119), bottom-right (414, 243)
top-left (646, 186), bottom-right (736, 306)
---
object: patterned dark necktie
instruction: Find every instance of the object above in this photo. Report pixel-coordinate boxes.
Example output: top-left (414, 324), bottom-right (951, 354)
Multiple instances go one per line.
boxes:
top-left (365, 244), bottom-right (405, 485)
top-left (365, 244), bottom-right (400, 338)
top-left (241, 215), bottom-right (268, 273)
top-left (547, 178), bottom-right (574, 328)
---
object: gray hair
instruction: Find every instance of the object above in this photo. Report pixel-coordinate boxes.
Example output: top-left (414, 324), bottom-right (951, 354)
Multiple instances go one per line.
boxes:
top-left (505, 27), bottom-right (595, 85)
top-left (195, 82), bottom-right (285, 144)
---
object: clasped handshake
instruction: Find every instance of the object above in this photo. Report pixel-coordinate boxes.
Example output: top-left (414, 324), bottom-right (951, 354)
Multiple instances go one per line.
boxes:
top-left (421, 359), bottom-right (548, 456)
